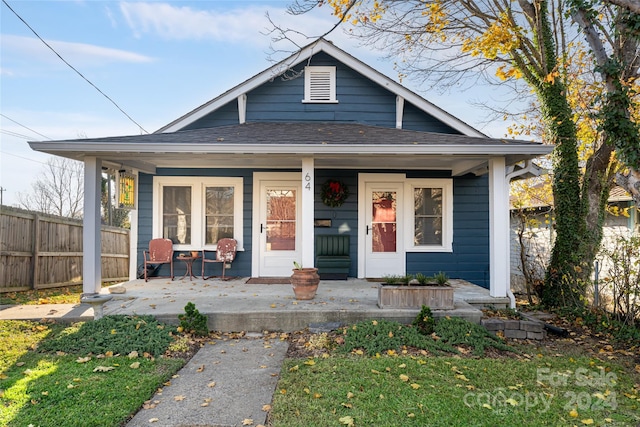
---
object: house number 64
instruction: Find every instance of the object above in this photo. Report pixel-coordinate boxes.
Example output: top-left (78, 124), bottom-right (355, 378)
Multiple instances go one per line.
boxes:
top-left (304, 173), bottom-right (311, 190)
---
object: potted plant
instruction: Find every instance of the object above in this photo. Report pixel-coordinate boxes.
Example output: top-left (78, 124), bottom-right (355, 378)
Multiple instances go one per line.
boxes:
top-left (290, 261), bottom-right (320, 300)
top-left (378, 271), bottom-right (454, 310)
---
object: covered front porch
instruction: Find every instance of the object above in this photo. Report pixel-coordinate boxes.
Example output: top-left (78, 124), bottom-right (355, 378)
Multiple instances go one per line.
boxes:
top-left (96, 277), bottom-right (508, 332)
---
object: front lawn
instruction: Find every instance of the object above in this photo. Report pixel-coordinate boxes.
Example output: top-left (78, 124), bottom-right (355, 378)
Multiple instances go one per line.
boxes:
top-left (0, 318), bottom-right (186, 427)
top-left (269, 318), bottom-right (640, 427)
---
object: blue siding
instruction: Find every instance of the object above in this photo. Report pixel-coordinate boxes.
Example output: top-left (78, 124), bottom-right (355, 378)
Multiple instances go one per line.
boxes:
top-left (181, 51), bottom-right (460, 132)
top-left (139, 169), bottom-right (490, 287)
top-left (406, 174), bottom-right (490, 288)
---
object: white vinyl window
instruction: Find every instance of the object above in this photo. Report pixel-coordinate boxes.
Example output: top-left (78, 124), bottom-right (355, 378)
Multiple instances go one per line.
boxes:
top-left (404, 179), bottom-right (453, 252)
top-left (153, 177), bottom-right (243, 250)
top-left (303, 66), bottom-right (337, 103)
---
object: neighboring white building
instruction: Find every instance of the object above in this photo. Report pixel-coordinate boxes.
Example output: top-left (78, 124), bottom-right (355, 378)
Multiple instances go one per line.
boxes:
top-left (510, 186), bottom-right (639, 294)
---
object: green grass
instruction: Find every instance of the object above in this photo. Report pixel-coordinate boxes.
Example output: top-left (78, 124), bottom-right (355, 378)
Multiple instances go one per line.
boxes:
top-left (270, 354), bottom-right (640, 427)
top-left (0, 318), bottom-right (185, 427)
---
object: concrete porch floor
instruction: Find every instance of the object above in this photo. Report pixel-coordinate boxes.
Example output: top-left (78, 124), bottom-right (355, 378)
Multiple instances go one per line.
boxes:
top-left (96, 277), bottom-right (509, 332)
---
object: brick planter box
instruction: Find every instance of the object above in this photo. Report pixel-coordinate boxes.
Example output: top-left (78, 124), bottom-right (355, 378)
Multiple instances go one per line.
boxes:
top-left (481, 318), bottom-right (546, 340)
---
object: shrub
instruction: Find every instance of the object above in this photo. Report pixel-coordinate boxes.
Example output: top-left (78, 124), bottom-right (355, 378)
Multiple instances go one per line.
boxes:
top-left (434, 317), bottom-right (518, 356)
top-left (37, 315), bottom-right (175, 356)
top-left (412, 305), bottom-right (435, 335)
top-left (178, 302), bottom-right (209, 337)
top-left (340, 319), bottom-right (457, 356)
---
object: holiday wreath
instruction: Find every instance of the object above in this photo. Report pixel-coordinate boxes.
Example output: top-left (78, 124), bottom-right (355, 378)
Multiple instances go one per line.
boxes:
top-left (321, 179), bottom-right (349, 208)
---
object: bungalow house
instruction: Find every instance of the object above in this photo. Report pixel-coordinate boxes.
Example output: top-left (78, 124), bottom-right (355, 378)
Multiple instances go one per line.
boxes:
top-left (29, 38), bottom-right (552, 304)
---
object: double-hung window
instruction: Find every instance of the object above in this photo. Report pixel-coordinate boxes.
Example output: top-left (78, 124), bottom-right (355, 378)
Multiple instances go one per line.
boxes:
top-left (153, 177), bottom-right (243, 250)
top-left (405, 179), bottom-right (453, 252)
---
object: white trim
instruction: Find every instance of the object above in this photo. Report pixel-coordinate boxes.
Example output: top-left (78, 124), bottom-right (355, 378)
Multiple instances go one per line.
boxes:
top-left (396, 96), bottom-right (404, 129)
top-left (238, 94), bottom-right (247, 124)
top-left (157, 39), bottom-right (485, 137)
top-left (152, 176), bottom-right (244, 251)
top-left (128, 169), bottom-right (139, 280)
top-left (303, 66), bottom-right (337, 103)
top-left (29, 141), bottom-right (553, 157)
top-left (489, 157), bottom-right (509, 298)
top-left (251, 172), bottom-right (301, 277)
top-left (83, 157), bottom-right (102, 294)
top-left (404, 178), bottom-right (453, 253)
top-left (301, 158), bottom-right (315, 268)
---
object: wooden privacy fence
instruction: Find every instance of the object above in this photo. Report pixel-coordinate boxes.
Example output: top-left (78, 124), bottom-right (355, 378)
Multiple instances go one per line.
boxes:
top-left (0, 207), bottom-right (130, 293)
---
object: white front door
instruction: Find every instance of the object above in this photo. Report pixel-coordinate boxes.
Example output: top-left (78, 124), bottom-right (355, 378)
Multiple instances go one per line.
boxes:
top-left (254, 175), bottom-right (302, 277)
top-left (362, 179), bottom-right (405, 278)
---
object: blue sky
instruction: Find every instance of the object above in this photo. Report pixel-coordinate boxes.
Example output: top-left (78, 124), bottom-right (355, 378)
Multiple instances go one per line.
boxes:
top-left (1, 0), bottom-right (515, 207)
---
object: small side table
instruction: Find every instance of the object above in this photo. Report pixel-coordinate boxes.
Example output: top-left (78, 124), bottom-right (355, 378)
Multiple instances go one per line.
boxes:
top-left (177, 255), bottom-right (200, 281)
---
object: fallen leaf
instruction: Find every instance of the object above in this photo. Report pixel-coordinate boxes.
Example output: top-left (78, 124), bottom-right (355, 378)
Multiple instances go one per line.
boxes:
top-left (196, 365), bottom-right (205, 372)
top-left (569, 409), bottom-right (579, 418)
top-left (76, 357), bottom-right (91, 363)
top-left (455, 374), bottom-right (469, 382)
top-left (482, 403), bottom-right (492, 410)
top-left (313, 393), bottom-right (322, 399)
top-left (347, 392), bottom-right (354, 399)
top-left (208, 381), bottom-right (217, 388)
top-left (289, 365), bottom-right (299, 372)
top-left (93, 366), bottom-right (115, 372)
top-left (304, 359), bottom-right (315, 366)
top-left (128, 351), bottom-right (139, 359)
top-left (130, 362), bottom-right (140, 369)
top-left (399, 374), bottom-right (409, 382)
top-left (505, 398), bottom-right (518, 406)
top-left (341, 402), bottom-right (353, 408)
top-left (581, 420), bottom-right (594, 425)
top-left (149, 418), bottom-right (159, 423)
top-left (339, 415), bottom-right (355, 426)
top-left (242, 418), bottom-right (253, 425)
top-left (262, 404), bottom-right (271, 411)
top-left (174, 395), bottom-right (185, 401)
top-left (410, 383), bottom-right (421, 389)
top-left (16, 362), bottom-right (25, 367)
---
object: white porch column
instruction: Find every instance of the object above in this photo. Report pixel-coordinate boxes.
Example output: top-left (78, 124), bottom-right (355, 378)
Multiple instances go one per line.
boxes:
top-left (301, 158), bottom-right (315, 268)
top-left (128, 170), bottom-right (140, 280)
top-left (83, 157), bottom-right (102, 295)
top-left (488, 157), bottom-right (509, 298)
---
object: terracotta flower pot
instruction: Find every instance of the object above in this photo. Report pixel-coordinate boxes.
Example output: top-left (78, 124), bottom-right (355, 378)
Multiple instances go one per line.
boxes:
top-left (290, 268), bottom-right (320, 300)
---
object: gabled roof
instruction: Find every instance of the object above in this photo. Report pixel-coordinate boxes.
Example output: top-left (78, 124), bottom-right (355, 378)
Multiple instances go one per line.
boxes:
top-left (157, 38), bottom-right (486, 137)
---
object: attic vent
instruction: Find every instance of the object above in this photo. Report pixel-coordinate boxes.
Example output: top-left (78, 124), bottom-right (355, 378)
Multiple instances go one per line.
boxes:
top-left (303, 66), bottom-right (337, 103)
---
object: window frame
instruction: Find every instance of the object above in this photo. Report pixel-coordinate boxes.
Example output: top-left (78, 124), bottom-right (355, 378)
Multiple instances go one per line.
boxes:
top-left (302, 66), bottom-right (338, 103)
top-left (404, 178), bottom-right (453, 253)
top-left (153, 176), bottom-right (243, 250)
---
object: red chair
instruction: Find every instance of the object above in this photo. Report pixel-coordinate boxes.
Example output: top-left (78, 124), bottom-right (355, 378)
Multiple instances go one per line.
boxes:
top-left (143, 238), bottom-right (174, 281)
top-left (202, 238), bottom-right (237, 280)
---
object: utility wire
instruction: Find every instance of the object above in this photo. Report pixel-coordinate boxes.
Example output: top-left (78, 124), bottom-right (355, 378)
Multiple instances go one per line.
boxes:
top-left (2, 0), bottom-right (149, 134)
top-left (1, 113), bottom-right (52, 140)
top-left (1, 129), bottom-right (33, 140)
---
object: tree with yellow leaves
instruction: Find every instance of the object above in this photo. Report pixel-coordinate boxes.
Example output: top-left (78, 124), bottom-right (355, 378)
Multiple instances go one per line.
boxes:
top-left (285, 0), bottom-right (639, 308)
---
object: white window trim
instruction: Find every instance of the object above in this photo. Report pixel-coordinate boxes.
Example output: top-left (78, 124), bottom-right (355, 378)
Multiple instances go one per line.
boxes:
top-left (404, 178), bottom-right (453, 253)
top-left (302, 66), bottom-right (338, 103)
top-left (152, 176), bottom-right (244, 251)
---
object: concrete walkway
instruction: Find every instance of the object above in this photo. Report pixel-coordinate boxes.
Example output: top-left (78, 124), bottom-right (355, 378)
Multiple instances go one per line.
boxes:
top-left (125, 335), bottom-right (288, 427)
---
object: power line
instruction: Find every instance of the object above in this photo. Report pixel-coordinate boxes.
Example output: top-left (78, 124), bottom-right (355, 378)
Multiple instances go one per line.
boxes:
top-left (1, 113), bottom-right (52, 140)
top-left (1, 0), bottom-right (149, 134)
top-left (1, 129), bottom-right (33, 140)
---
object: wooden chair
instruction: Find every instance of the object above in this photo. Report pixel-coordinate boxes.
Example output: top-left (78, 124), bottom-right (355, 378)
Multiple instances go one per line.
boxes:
top-left (202, 238), bottom-right (237, 280)
top-left (143, 238), bottom-right (174, 281)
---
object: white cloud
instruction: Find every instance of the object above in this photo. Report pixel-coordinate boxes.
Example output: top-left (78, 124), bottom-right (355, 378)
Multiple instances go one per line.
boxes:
top-left (118, 2), bottom-right (344, 47)
top-left (1, 35), bottom-right (154, 67)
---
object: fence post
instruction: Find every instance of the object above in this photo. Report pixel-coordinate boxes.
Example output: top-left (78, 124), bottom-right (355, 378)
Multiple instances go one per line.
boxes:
top-left (31, 213), bottom-right (40, 290)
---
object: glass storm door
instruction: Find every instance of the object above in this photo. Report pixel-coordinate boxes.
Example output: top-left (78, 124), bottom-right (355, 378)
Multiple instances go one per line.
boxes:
top-left (258, 182), bottom-right (302, 276)
top-left (364, 182), bottom-right (405, 277)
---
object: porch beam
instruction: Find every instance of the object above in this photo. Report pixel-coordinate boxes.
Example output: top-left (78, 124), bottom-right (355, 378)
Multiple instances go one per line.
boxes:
top-left (488, 157), bottom-right (509, 298)
top-left (83, 157), bottom-right (102, 295)
top-left (301, 158), bottom-right (315, 269)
